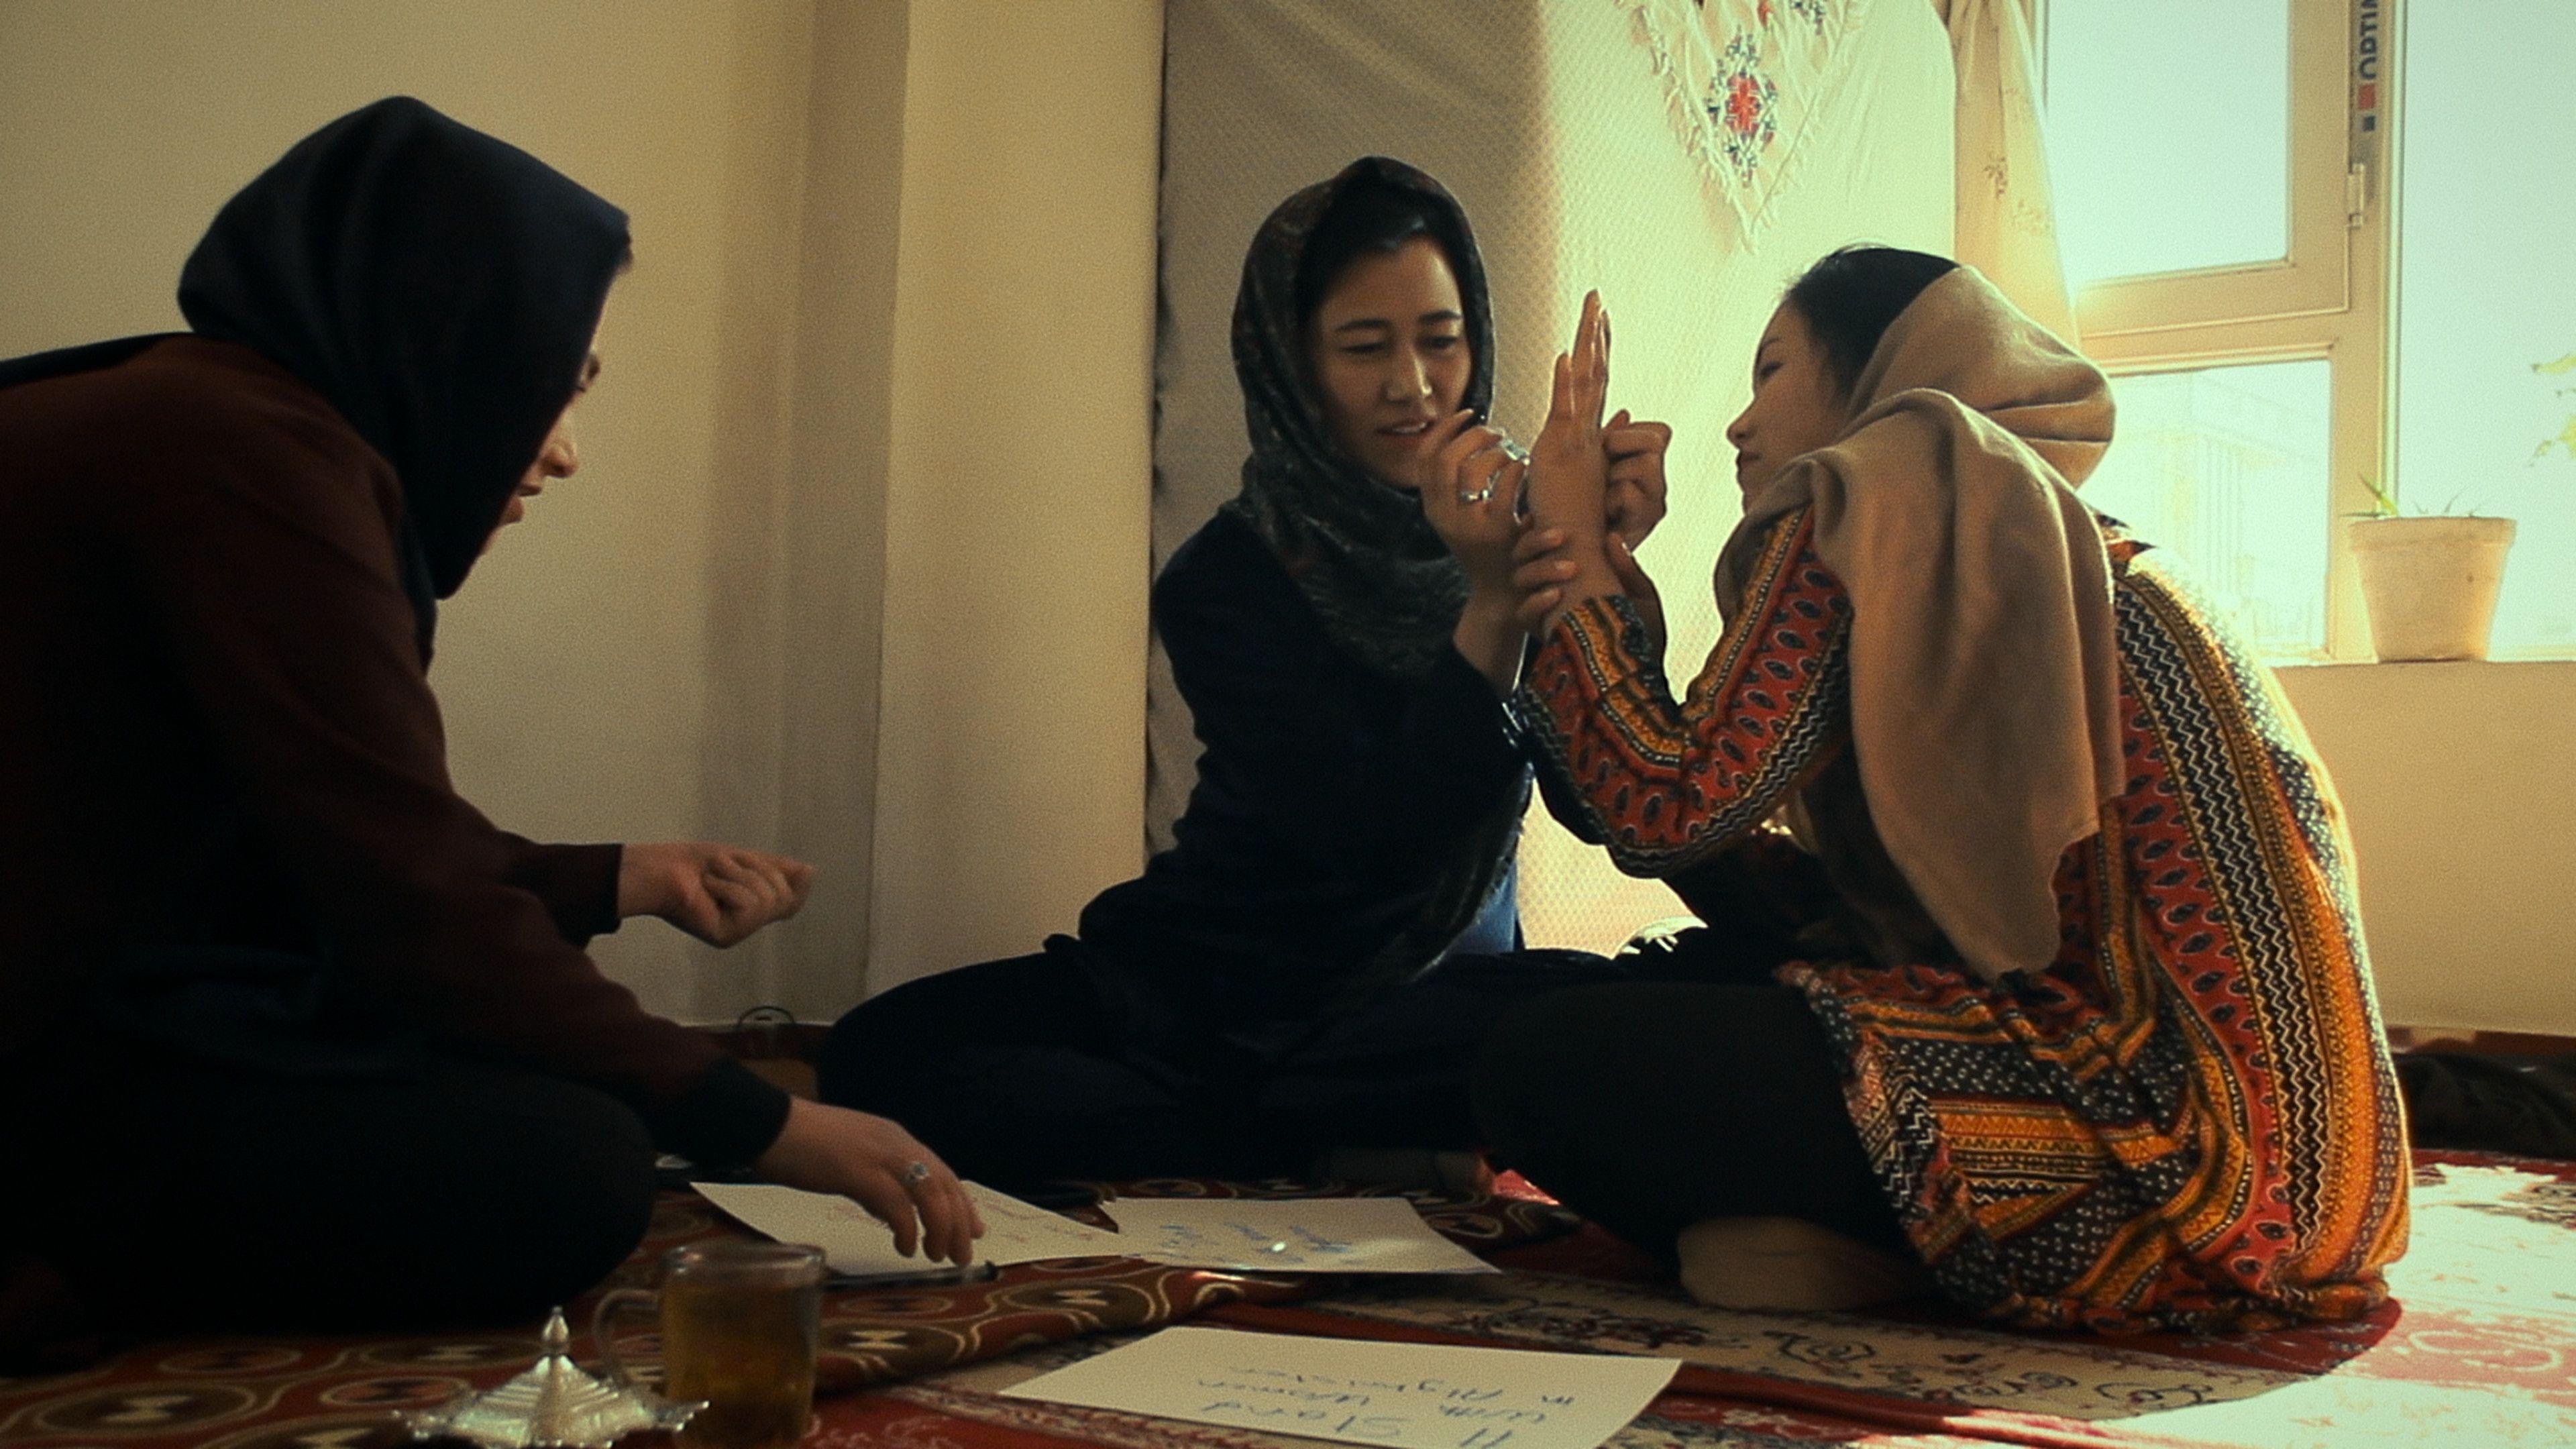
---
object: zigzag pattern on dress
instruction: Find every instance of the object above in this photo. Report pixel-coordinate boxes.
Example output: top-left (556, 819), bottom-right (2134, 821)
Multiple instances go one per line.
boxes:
top-left (1521, 513), bottom-right (2410, 1333)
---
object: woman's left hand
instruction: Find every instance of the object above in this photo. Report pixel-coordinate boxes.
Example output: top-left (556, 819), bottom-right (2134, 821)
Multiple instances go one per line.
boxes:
top-left (1603, 409), bottom-right (1672, 548)
top-left (619, 842), bottom-right (815, 947)
top-left (1527, 292), bottom-right (1613, 536)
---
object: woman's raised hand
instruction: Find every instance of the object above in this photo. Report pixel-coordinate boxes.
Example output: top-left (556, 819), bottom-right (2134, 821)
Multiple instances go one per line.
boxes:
top-left (1603, 408), bottom-right (1673, 549)
top-left (1527, 291), bottom-right (1613, 536)
top-left (619, 842), bottom-right (816, 948)
top-left (1414, 410), bottom-right (1527, 594)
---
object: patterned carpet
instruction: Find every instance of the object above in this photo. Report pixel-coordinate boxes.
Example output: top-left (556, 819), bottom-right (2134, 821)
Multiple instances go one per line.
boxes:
top-left (0, 1180), bottom-right (1576, 1449)
top-left (3, 1155), bottom-right (2569, 1448)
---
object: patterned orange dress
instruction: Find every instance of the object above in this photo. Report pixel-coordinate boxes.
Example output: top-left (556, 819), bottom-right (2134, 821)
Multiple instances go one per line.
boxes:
top-left (1517, 506), bottom-right (2411, 1332)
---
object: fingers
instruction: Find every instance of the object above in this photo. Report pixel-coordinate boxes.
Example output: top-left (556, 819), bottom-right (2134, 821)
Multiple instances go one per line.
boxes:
top-left (1511, 525), bottom-right (1568, 567)
top-left (845, 1168), bottom-right (925, 1258)
top-left (1511, 549), bottom-right (1578, 596)
top-left (702, 851), bottom-right (808, 940)
top-left (1417, 409), bottom-right (1483, 481)
top-left (701, 860), bottom-right (773, 944)
top-left (1603, 421), bottom-right (1673, 461)
top-left (1607, 535), bottom-right (1669, 652)
top-left (1434, 421), bottom-right (1509, 492)
top-left (952, 1177), bottom-right (985, 1260)
top-left (783, 858), bottom-right (817, 896)
top-left (911, 1163), bottom-right (978, 1266)
top-left (1605, 533), bottom-right (1654, 598)
top-left (1514, 588), bottom-right (1563, 634)
top-left (703, 868), bottom-right (758, 912)
top-left (1456, 438), bottom-right (1515, 500)
top-left (1574, 292), bottom-right (1608, 418)
top-left (755, 852), bottom-right (816, 912)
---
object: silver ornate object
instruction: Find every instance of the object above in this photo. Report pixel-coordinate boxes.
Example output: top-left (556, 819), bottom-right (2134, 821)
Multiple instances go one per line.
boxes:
top-left (407, 1307), bottom-right (704, 1448)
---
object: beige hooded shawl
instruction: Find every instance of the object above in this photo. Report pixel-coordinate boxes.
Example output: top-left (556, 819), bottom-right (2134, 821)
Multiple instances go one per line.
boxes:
top-left (1714, 266), bottom-right (2121, 984)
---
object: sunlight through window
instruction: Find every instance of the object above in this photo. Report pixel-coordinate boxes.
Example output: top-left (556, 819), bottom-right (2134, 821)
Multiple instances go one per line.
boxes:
top-left (2396, 2), bottom-right (2576, 658)
top-left (2045, 0), bottom-right (2291, 286)
top-left (2084, 362), bottom-right (2334, 662)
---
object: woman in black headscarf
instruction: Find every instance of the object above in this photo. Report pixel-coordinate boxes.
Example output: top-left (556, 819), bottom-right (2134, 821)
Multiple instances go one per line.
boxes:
top-left (0, 98), bottom-right (975, 1355)
top-left (820, 157), bottom-right (1670, 1189)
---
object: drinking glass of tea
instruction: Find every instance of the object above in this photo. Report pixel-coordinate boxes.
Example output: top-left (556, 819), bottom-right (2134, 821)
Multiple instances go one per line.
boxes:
top-left (594, 1240), bottom-right (826, 1449)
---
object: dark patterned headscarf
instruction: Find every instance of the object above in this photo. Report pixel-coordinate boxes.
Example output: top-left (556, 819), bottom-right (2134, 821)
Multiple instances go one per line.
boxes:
top-left (1221, 156), bottom-right (1496, 677)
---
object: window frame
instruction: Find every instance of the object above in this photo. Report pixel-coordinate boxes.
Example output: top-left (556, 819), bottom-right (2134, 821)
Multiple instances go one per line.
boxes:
top-left (2041, 0), bottom-right (2393, 661)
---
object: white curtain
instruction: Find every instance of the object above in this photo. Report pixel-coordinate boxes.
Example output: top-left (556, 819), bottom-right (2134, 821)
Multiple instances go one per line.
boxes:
top-left (1940, 0), bottom-right (2078, 342)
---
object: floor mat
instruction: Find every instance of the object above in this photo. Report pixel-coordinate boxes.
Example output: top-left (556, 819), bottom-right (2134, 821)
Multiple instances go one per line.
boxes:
top-left (5, 1157), bottom-right (2565, 1449)
top-left (0, 1180), bottom-right (1570, 1448)
top-left (1203, 1150), bottom-right (2576, 1448)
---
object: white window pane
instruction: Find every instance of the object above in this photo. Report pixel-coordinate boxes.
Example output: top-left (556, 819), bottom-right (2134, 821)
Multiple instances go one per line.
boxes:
top-left (2396, 3), bottom-right (2576, 659)
top-left (2043, 0), bottom-right (2290, 286)
top-left (2083, 362), bottom-right (2334, 662)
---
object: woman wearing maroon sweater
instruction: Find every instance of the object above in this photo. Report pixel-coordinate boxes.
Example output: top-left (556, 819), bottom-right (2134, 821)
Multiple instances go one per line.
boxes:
top-left (0, 99), bottom-right (975, 1354)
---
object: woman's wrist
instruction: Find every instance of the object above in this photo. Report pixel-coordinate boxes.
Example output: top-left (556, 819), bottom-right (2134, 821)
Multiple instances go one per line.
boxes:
top-left (1453, 589), bottom-right (1527, 693)
top-left (1531, 543), bottom-right (1626, 639)
top-left (1540, 531), bottom-right (1625, 604)
top-left (615, 843), bottom-right (676, 920)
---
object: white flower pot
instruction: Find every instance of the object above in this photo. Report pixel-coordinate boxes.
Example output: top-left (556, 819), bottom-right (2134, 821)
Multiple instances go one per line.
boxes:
top-left (2347, 515), bottom-right (2518, 661)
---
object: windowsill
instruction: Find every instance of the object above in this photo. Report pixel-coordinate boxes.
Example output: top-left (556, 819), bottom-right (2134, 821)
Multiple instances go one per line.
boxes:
top-left (2276, 657), bottom-right (2576, 673)
top-left (2277, 657), bottom-right (2576, 675)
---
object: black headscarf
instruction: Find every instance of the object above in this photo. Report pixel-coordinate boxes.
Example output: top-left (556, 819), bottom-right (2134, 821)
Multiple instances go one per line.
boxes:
top-left (0, 96), bottom-right (629, 656)
top-left (1222, 156), bottom-right (1495, 678)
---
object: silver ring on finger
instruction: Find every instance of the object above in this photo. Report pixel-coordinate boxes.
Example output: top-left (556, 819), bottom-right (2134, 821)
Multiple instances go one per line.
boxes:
top-left (902, 1159), bottom-right (932, 1187)
top-left (1456, 484), bottom-right (1495, 506)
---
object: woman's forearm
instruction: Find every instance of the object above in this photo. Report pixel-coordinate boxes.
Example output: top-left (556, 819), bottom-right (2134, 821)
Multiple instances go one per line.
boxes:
top-left (1534, 533), bottom-right (1627, 638)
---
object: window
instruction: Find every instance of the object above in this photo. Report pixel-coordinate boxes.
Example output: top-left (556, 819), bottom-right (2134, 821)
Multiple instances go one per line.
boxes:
top-left (2392, 1), bottom-right (2576, 658)
top-left (2042, 0), bottom-right (2380, 661)
top-left (2047, 0), bottom-right (2294, 288)
top-left (2083, 361), bottom-right (2336, 660)
top-left (2046, 0), bottom-right (2575, 664)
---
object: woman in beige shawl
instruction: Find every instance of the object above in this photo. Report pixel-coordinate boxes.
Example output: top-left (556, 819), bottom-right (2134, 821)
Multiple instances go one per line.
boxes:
top-left (1430, 248), bottom-right (2408, 1333)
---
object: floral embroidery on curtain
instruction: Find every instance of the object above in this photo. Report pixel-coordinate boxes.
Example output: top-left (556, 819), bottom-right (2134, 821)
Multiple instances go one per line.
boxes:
top-left (1619, 0), bottom-right (1876, 235)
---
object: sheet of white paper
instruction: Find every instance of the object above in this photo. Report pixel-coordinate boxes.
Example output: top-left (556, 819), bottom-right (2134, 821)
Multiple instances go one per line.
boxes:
top-left (692, 1181), bottom-right (1127, 1275)
top-left (1103, 1197), bottom-right (1498, 1275)
top-left (1003, 1326), bottom-right (1676, 1449)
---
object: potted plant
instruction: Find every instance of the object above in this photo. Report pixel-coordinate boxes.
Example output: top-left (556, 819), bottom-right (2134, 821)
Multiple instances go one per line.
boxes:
top-left (2345, 479), bottom-right (2516, 662)
top-left (2344, 350), bottom-right (2571, 661)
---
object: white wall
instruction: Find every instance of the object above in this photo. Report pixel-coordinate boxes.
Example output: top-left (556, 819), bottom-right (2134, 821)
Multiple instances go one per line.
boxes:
top-left (0, 0), bottom-right (1162, 1022)
top-left (867, 2), bottom-right (1162, 992)
top-left (2278, 661), bottom-right (2576, 1036)
top-left (0, 0), bottom-right (816, 1021)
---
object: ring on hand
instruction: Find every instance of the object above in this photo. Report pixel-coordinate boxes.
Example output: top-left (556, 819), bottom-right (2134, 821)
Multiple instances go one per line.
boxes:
top-left (1456, 484), bottom-right (1495, 506)
top-left (902, 1160), bottom-right (932, 1187)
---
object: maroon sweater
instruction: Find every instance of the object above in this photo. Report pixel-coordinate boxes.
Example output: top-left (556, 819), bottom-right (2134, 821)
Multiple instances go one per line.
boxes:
top-left (0, 337), bottom-right (786, 1165)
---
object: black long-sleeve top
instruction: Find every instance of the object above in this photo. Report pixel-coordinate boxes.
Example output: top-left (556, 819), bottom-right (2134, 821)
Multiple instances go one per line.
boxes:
top-left (1076, 509), bottom-right (1527, 1058)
